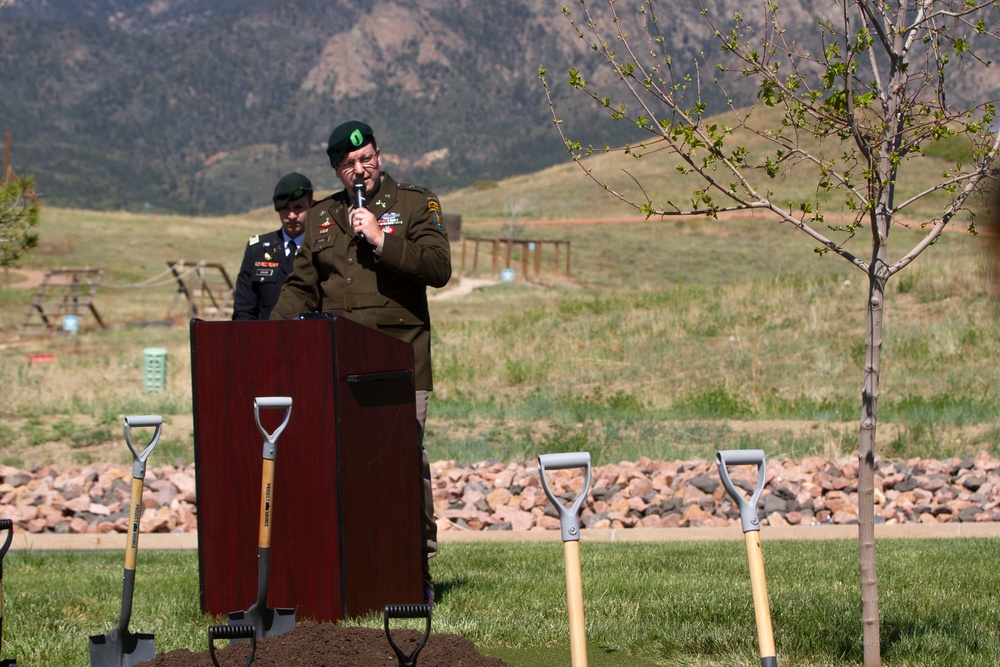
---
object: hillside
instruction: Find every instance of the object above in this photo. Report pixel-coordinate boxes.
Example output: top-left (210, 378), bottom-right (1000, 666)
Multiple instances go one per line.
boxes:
top-left (2, 0), bottom-right (999, 216)
top-left (0, 0), bottom-right (641, 214)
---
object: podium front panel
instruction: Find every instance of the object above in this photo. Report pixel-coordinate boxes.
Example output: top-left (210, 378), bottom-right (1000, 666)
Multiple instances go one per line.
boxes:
top-left (191, 317), bottom-right (421, 621)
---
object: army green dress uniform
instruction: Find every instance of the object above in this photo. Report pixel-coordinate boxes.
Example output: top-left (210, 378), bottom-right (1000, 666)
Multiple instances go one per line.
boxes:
top-left (269, 172), bottom-right (451, 390)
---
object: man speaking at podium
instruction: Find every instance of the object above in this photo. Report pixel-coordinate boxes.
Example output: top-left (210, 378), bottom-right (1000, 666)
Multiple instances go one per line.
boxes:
top-left (270, 120), bottom-right (451, 604)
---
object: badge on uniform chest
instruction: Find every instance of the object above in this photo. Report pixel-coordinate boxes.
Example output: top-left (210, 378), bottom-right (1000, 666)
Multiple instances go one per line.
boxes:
top-left (379, 212), bottom-right (402, 235)
top-left (255, 262), bottom-right (278, 279)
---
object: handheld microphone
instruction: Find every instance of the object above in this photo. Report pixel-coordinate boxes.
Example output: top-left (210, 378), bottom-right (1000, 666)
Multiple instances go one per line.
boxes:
top-left (352, 177), bottom-right (367, 241)
top-left (353, 177), bottom-right (367, 210)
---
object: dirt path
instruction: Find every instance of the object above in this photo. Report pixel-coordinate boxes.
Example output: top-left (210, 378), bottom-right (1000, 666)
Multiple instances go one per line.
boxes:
top-left (2, 268), bottom-right (46, 289)
top-left (431, 276), bottom-right (499, 300)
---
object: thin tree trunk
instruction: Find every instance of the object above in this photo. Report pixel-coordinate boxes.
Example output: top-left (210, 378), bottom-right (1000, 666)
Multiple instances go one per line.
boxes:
top-left (859, 251), bottom-right (888, 667)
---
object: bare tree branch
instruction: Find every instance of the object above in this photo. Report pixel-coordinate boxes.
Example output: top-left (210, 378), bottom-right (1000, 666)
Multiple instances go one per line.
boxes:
top-left (542, 1), bottom-right (1000, 663)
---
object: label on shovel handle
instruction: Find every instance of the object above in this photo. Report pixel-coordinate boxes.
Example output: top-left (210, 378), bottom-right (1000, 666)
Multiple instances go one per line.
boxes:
top-left (259, 459), bottom-right (275, 548)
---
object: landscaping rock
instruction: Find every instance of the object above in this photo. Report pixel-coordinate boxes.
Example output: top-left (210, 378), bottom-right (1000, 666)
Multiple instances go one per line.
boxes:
top-left (3, 453), bottom-right (1000, 535)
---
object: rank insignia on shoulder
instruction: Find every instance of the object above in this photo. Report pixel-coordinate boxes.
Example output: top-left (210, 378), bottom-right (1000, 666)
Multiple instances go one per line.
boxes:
top-left (248, 235), bottom-right (260, 245)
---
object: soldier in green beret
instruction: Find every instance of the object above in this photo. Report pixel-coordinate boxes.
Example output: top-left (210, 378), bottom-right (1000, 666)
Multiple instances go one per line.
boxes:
top-left (271, 121), bottom-right (451, 604)
top-left (233, 172), bottom-right (315, 320)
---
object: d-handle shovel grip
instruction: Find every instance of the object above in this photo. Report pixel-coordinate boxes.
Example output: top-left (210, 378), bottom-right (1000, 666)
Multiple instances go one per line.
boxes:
top-left (538, 452), bottom-right (592, 542)
top-left (254, 397), bottom-right (292, 461)
top-left (124, 415), bottom-right (162, 480)
top-left (209, 624), bottom-right (257, 667)
top-left (384, 604), bottom-right (432, 667)
top-left (716, 449), bottom-right (767, 533)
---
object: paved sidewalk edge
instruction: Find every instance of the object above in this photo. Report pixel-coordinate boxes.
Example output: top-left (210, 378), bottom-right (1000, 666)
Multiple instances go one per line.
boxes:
top-left (9, 522), bottom-right (1000, 551)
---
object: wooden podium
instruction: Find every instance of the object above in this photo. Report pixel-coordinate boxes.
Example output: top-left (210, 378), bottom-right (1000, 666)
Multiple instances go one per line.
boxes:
top-left (190, 317), bottom-right (422, 622)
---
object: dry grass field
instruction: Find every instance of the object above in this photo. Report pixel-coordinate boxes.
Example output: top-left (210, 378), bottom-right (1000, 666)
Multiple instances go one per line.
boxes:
top-left (0, 133), bottom-right (997, 470)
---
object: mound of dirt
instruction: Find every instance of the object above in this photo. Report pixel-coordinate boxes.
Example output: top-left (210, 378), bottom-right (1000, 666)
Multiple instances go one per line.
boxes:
top-left (140, 620), bottom-right (511, 666)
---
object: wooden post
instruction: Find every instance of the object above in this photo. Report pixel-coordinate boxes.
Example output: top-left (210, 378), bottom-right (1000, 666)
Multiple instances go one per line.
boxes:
top-left (534, 241), bottom-right (542, 276)
top-left (521, 241), bottom-right (529, 279)
top-left (504, 239), bottom-right (513, 269)
top-left (461, 238), bottom-right (467, 278)
top-left (566, 242), bottom-right (572, 276)
top-left (491, 240), bottom-right (499, 277)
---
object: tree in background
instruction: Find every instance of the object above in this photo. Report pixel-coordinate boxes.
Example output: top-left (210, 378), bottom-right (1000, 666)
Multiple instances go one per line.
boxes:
top-left (541, 0), bottom-right (999, 664)
top-left (0, 174), bottom-right (40, 274)
top-left (1, 0), bottom-right (39, 274)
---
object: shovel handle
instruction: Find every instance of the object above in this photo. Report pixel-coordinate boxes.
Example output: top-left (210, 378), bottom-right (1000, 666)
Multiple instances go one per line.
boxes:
top-left (746, 531), bottom-right (777, 666)
top-left (384, 604), bottom-right (432, 667)
top-left (563, 540), bottom-right (588, 667)
top-left (124, 415), bottom-right (162, 479)
top-left (209, 624), bottom-right (257, 667)
top-left (715, 449), bottom-right (767, 533)
top-left (538, 452), bottom-right (592, 542)
top-left (254, 397), bottom-right (292, 461)
top-left (539, 452), bottom-right (591, 470)
top-left (258, 459), bottom-right (276, 551)
top-left (124, 477), bottom-right (144, 571)
top-left (110, 477), bottom-right (146, 636)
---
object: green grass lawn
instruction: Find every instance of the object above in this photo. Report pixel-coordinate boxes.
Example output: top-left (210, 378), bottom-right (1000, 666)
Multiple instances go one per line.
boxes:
top-left (3, 539), bottom-right (998, 666)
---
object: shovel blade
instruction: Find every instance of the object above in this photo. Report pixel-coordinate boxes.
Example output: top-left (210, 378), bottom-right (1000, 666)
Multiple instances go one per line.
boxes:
top-left (88, 630), bottom-right (155, 667)
top-left (228, 605), bottom-right (295, 641)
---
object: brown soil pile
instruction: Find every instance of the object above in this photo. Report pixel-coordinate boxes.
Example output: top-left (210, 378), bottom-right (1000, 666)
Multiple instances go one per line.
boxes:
top-left (140, 620), bottom-right (511, 666)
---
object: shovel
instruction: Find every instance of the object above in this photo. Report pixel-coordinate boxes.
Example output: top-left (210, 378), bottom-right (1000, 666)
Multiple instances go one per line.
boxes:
top-left (1, 518), bottom-right (16, 667)
top-left (227, 397), bottom-right (296, 641)
top-left (383, 604), bottom-right (432, 667)
top-left (716, 449), bottom-right (777, 667)
top-left (538, 452), bottom-right (592, 667)
top-left (89, 415), bottom-right (162, 667)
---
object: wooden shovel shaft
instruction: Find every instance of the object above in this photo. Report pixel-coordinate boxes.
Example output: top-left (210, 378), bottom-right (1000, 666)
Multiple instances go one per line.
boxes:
top-left (744, 531), bottom-right (776, 662)
top-left (258, 459), bottom-right (275, 549)
top-left (563, 540), bottom-right (587, 667)
top-left (125, 477), bottom-right (144, 571)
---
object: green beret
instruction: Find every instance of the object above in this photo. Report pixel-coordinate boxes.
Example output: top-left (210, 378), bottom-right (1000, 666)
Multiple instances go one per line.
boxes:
top-left (326, 120), bottom-right (375, 168)
top-left (272, 172), bottom-right (313, 211)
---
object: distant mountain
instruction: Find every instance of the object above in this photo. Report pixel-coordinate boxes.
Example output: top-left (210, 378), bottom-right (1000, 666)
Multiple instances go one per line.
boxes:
top-left (1, 0), bottom-right (997, 215)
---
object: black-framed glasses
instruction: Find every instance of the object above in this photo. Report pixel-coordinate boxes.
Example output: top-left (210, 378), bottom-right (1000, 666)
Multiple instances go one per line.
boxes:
top-left (336, 151), bottom-right (378, 173)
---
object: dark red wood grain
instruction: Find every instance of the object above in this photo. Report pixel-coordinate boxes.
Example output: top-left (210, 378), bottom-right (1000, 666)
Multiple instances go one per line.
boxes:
top-left (190, 317), bottom-right (421, 622)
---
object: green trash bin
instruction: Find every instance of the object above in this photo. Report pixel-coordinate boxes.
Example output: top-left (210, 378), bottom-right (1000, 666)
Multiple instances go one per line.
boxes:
top-left (143, 347), bottom-right (168, 392)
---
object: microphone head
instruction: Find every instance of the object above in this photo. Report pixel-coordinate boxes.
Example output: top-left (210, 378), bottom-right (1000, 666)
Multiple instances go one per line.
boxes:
top-left (353, 177), bottom-right (367, 209)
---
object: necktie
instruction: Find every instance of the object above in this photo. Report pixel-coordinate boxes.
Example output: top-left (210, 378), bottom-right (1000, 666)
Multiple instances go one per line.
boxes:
top-left (286, 240), bottom-right (297, 257)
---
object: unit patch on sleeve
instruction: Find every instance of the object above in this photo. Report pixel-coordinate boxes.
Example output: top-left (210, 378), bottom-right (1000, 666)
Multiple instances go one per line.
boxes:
top-left (426, 195), bottom-right (443, 230)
